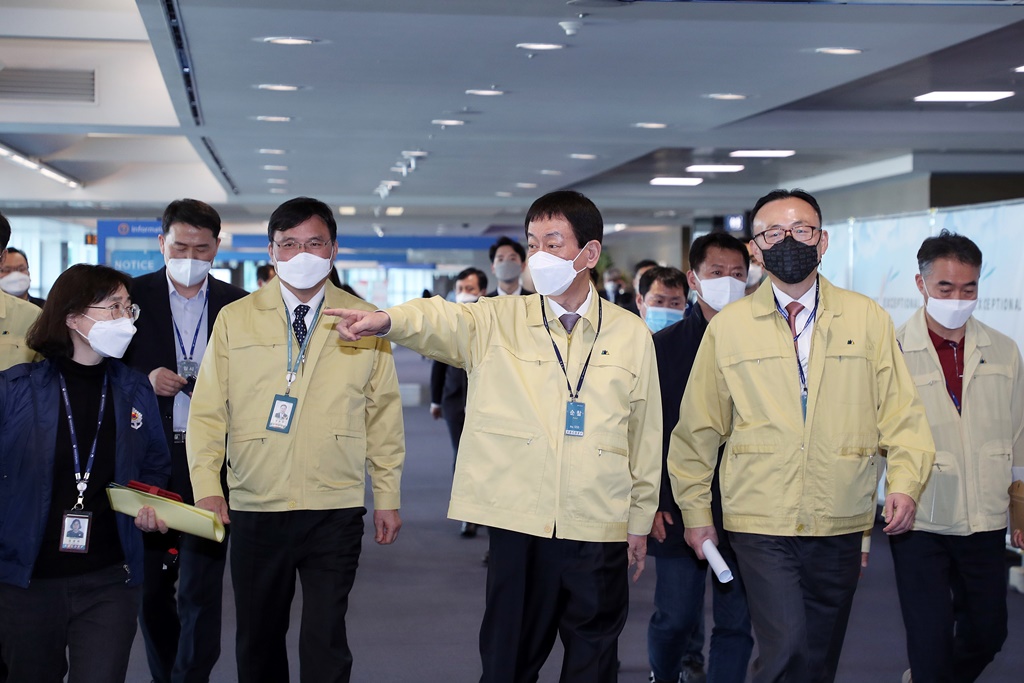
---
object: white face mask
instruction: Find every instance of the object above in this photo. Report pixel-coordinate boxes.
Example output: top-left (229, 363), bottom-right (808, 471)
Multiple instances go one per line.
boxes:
top-left (694, 274), bottom-right (747, 312)
top-left (77, 316), bottom-right (137, 359)
top-left (493, 260), bottom-right (522, 284)
top-left (528, 247), bottom-right (588, 297)
top-left (275, 252), bottom-right (333, 290)
top-left (924, 283), bottom-right (977, 330)
top-left (745, 263), bottom-right (764, 289)
top-left (455, 292), bottom-right (480, 304)
top-left (166, 258), bottom-right (212, 288)
top-left (0, 271), bottom-right (31, 297)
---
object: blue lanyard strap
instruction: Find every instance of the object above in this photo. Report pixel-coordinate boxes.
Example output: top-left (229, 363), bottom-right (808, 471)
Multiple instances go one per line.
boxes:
top-left (58, 371), bottom-right (109, 510)
top-left (171, 288), bottom-right (209, 361)
top-left (540, 296), bottom-right (602, 401)
top-left (285, 298), bottom-right (325, 395)
top-left (774, 283), bottom-right (820, 392)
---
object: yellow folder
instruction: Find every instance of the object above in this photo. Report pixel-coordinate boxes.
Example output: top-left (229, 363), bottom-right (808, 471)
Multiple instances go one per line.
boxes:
top-left (106, 483), bottom-right (226, 542)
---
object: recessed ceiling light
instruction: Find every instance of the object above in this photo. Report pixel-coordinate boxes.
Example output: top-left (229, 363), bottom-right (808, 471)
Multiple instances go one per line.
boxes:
top-left (632, 122), bottom-right (667, 129)
top-left (650, 177), bottom-right (704, 187)
top-left (385, 207), bottom-right (405, 216)
top-left (270, 188), bottom-right (287, 193)
top-left (261, 165), bottom-right (288, 171)
top-left (256, 84), bottom-right (303, 91)
top-left (432, 119), bottom-right (465, 126)
top-left (1016, 65), bottom-right (1024, 73)
top-left (381, 180), bottom-right (401, 189)
top-left (815, 47), bottom-right (863, 56)
top-left (466, 89), bottom-right (504, 96)
top-left (516, 182), bottom-right (538, 189)
top-left (612, 224), bottom-right (628, 233)
top-left (260, 36), bottom-right (321, 46)
top-left (267, 178), bottom-right (288, 184)
top-left (540, 169), bottom-right (563, 176)
top-left (570, 153), bottom-right (597, 160)
top-left (390, 165), bottom-right (407, 173)
top-left (516, 43), bottom-right (564, 51)
top-left (258, 148), bottom-right (287, 155)
top-left (704, 93), bottom-right (747, 101)
top-left (730, 150), bottom-right (795, 158)
top-left (253, 115), bottom-right (292, 122)
top-left (495, 191), bottom-right (513, 197)
top-left (401, 150), bottom-right (428, 158)
top-left (914, 91), bottom-right (1014, 103)
top-left (338, 206), bottom-right (357, 216)
top-left (686, 164), bottom-right (745, 173)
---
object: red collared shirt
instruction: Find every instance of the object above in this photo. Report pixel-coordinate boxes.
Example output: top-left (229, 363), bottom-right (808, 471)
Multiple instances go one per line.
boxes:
top-left (928, 328), bottom-right (964, 413)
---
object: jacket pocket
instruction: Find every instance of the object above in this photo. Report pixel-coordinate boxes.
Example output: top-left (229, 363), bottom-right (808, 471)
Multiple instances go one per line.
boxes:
top-left (919, 450), bottom-right (961, 528)
top-left (452, 420), bottom-right (545, 513)
top-left (566, 433), bottom-right (630, 523)
top-left (226, 419), bottom-right (273, 493)
top-left (311, 424), bottom-right (367, 491)
top-left (830, 445), bottom-right (878, 518)
top-left (977, 441), bottom-right (1012, 519)
top-left (721, 442), bottom-right (786, 518)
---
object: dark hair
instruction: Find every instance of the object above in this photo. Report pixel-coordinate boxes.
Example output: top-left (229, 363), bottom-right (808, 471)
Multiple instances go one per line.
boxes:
top-left (26, 264), bottom-right (132, 359)
top-left (751, 188), bottom-right (822, 226)
top-left (256, 264), bottom-right (275, 282)
top-left (4, 246), bottom-right (28, 268)
top-left (162, 199), bottom-right (222, 238)
top-left (268, 197), bottom-right (337, 241)
top-left (917, 229), bottom-right (982, 277)
top-left (489, 236), bottom-right (526, 263)
top-left (633, 259), bottom-right (659, 276)
top-left (690, 233), bottom-right (750, 273)
top-left (638, 266), bottom-right (688, 298)
top-left (0, 212), bottom-right (10, 251)
top-left (456, 267), bottom-right (488, 292)
top-left (524, 191), bottom-right (603, 249)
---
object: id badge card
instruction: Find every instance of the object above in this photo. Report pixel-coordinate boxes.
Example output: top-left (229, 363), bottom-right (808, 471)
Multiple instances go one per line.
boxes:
top-left (565, 401), bottom-right (585, 437)
top-left (177, 359), bottom-right (200, 379)
top-left (60, 511), bottom-right (92, 553)
top-left (267, 394), bottom-right (298, 433)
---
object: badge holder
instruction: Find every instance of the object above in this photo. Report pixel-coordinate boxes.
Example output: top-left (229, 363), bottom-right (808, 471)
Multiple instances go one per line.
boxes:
top-left (60, 510), bottom-right (92, 554)
top-left (267, 394), bottom-right (298, 433)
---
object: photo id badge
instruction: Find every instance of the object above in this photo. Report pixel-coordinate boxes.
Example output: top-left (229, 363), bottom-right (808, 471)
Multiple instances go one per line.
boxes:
top-left (565, 401), bottom-right (585, 437)
top-left (177, 358), bottom-right (200, 378)
top-left (267, 394), bottom-right (298, 433)
top-left (60, 511), bottom-right (92, 554)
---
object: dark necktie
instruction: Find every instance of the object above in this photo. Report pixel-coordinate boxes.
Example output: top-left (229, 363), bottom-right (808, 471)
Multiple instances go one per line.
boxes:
top-left (559, 313), bottom-right (580, 334)
top-left (293, 304), bottom-right (310, 346)
top-left (786, 301), bottom-right (804, 352)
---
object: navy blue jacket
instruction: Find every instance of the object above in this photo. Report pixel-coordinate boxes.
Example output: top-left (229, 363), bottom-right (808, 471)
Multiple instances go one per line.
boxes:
top-left (0, 358), bottom-right (170, 587)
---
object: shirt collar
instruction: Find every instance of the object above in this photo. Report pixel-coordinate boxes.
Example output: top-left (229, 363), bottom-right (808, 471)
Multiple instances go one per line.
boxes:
top-left (547, 287), bottom-right (593, 319)
top-left (278, 280), bottom-right (326, 317)
top-left (165, 269), bottom-right (209, 301)
top-left (771, 278), bottom-right (818, 312)
top-left (495, 283), bottom-right (522, 296)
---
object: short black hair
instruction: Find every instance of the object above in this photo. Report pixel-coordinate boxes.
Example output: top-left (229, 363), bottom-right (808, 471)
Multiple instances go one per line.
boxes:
top-left (638, 266), bottom-right (688, 298)
top-left (634, 259), bottom-right (659, 276)
top-left (751, 188), bottom-right (822, 227)
top-left (689, 233), bottom-right (750, 273)
top-left (0, 211), bottom-right (10, 251)
top-left (255, 264), bottom-right (275, 282)
top-left (524, 191), bottom-right (603, 249)
top-left (268, 197), bottom-right (337, 241)
top-left (456, 267), bottom-right (488, 292)
top-left (26, 264), bottom-right (132, 359)
top-left (489, 236), bottom-right (526, 263)
top-left (4, 246), bottom-right (28, 268)
top-left (917, 229), bottom-right (982, 278)
top-left (162, 199), bottom-right (222, 238)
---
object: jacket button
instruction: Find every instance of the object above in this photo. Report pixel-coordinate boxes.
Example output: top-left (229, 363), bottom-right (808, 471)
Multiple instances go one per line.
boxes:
top-left (288, 501), bottom-right (297, 509)
top-left (544, 525), bottom-right (552, 534)
top-left (796, 524), bottom-right (805, 532)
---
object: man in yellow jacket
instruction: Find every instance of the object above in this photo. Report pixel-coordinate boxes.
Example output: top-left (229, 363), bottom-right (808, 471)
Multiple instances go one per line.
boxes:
top-left (669, 189), bottom-right (935, 683)
top-left (187, 197), bottom-right (405, 683)
top-left (331, 190), bottom-right (661, 683)
top-left (0, 213), bottom-right (41, 370)
top-left (892, 230), bottom-right (1024, 683)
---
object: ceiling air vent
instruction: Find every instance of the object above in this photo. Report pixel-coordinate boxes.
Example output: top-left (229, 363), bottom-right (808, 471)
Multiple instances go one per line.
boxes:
top-left (0, 69), bottom-right (96, 103)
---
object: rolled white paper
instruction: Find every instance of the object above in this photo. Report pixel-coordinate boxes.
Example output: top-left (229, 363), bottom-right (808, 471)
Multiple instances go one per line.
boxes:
top-left (702, 539), bottom-right (734, 583)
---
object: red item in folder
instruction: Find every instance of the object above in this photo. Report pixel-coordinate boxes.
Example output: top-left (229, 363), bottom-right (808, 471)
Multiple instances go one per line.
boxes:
top-left (126, 480), bottom-right (184, 503)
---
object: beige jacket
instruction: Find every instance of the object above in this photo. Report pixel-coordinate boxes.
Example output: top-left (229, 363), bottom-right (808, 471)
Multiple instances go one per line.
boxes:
top-left (0, 293), bottom-right (41, 370)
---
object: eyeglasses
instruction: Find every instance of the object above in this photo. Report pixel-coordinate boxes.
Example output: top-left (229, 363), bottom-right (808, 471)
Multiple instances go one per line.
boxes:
top-left (272, 238), bottom-right (332, 254)
top-left (753, 225), bottom-right (821, 247)
top-left (87, 302), bottom-right (141, 321)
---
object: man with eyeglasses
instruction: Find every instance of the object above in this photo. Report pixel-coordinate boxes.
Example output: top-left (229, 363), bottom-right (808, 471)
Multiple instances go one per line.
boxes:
top-left (669, 189), bottom-right (934, 683)
top-left (123, 198), bottom-right (247, 683)
top-left (0, 212), bottom-right (41, 371)
top-left (186, 196), bottom-right (405, 683)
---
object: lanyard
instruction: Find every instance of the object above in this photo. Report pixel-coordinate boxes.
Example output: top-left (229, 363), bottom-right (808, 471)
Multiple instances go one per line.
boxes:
top-left (285, 298), bottom-right (324, 395)
top-left (58, 372), bottom-right (109, 510)
top-left (171, 288), bottom-right (208, 361)
top-left (775, 284), bottom-right (819, 394)
top-left (540, 296), bottom-right (602, 401)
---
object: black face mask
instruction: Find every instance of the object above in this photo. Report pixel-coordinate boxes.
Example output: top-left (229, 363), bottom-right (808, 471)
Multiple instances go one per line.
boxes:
top-left (760, 236), bottom-right (820, 285)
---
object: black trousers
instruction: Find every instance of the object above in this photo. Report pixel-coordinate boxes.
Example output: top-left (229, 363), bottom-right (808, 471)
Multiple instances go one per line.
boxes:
top-left (231, 507), bottom-right (365, 683)
top-left (480, 528), bottom-right (628, 683)
top-left (139, 441), bottom-right (230, 683)
top-left (730, 532), bottom-right (861, 683)
top-left (0, 564), bottom-right (140, 683)
top-left (889, 529), bottom-right (1008, 683)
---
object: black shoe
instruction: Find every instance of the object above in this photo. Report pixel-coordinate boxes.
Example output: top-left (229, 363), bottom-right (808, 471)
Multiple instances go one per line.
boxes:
top-left (461, 522), bottom-right (478, 538)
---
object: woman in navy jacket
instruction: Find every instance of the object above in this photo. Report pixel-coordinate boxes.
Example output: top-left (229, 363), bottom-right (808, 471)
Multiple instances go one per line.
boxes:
top-left (0, 264), bottom-right (170, 683)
